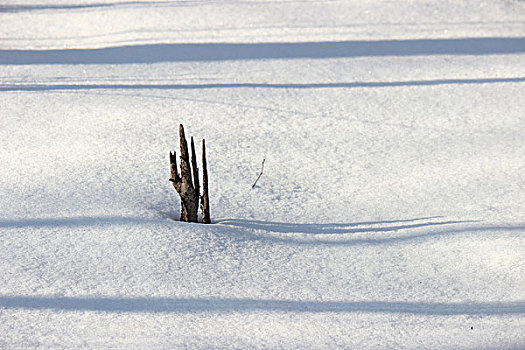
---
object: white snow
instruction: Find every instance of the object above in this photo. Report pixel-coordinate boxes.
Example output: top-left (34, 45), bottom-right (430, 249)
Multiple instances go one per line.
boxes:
top-left (1, 0), bottom-right (525, 348)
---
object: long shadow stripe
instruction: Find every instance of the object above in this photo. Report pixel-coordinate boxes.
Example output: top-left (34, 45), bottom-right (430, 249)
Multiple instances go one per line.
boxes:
top-left (1, 296), bottom-right (524, 315)
top-left (1, 77), bottom-right (524, 92)
top-left (1, 38), bottom-right (524, 65)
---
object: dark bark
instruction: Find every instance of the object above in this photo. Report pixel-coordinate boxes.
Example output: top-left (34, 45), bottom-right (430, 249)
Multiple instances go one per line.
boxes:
top-left (201, 139), bottom-right (211, 224)
top-left (190, 136), bottom-right (200, 217)
top-left (169, 151), bottom-right (185, 220)
top-left (169, 124), bottom-right (198, 222)
top-left (170, 125), bottom-right (210, 224)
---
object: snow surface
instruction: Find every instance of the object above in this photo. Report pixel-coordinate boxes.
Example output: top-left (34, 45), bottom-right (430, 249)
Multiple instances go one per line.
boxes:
top-left (1, 0), bottom-right (525, 348)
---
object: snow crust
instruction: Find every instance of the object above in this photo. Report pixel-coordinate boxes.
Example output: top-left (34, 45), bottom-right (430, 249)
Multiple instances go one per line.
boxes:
top-left (1, 0), bottom-right (524, 348)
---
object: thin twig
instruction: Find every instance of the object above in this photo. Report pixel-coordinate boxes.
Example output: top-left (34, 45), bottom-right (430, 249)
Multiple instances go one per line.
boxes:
top-left (252, 157), bottom-right (266, 188)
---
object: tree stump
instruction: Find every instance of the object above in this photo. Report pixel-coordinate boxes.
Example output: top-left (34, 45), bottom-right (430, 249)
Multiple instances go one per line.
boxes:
top-left (169, 124), bottom-right (210, 224)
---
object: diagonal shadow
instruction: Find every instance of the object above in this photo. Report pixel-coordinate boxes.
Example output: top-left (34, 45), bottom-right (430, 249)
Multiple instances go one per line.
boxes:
top-left (1, 38), bottom-right (524, 65)
top-left (0, 296), bottom-right (523, 315)
top-left (217, 217), bottom-right (473, 235)
top-left (2, 77), bottom-right (524, 92)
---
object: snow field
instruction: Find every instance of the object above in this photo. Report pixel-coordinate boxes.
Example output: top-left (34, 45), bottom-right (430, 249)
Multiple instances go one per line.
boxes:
top-left (1, 0), bottom-right (525, 348)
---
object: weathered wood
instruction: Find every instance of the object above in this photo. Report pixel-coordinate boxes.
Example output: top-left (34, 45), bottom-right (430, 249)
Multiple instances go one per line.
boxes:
top-left (169, 124), bottom-right (198, 223)
top-left (201, 139), bottom-right (211, 224)
top-left (179, 125), bottom-right (193, 189)
top-left (169, 151), bottom-right (184, 219)
top-left (170, 124), bottom-right (210, 224)
top-left (169, 151), bottom-right (181, 192)
top-left (190, 136), bottom-right (200, 216)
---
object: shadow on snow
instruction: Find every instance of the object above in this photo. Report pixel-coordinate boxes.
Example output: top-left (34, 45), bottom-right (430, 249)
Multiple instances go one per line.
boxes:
top-left (1, 215), bottom-right (522, 246)
top-left (216, 217), bottom-right (473, 235)
top-left (216, 219), bottom-right (524, 246)
top-left (1, 38), bottom-right (524, 65)
top-left (0, 216), bottom-right (158, 229)
top-left (0, 295), bottom-right (523, 315)
top-left (0, 215), bottom-right (465, 234)
top-left (0, 1), bottom-right (184, 12)
top-left (2, 77), bottom-right (524, 92)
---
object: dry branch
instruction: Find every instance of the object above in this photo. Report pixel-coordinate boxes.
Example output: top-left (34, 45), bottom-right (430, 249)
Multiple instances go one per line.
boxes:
top-left (252, 157), bottom-right (266, 188)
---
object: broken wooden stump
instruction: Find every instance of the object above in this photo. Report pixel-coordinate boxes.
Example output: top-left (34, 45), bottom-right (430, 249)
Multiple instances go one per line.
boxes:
top-left (169, 124), bottom-right (210, 224)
